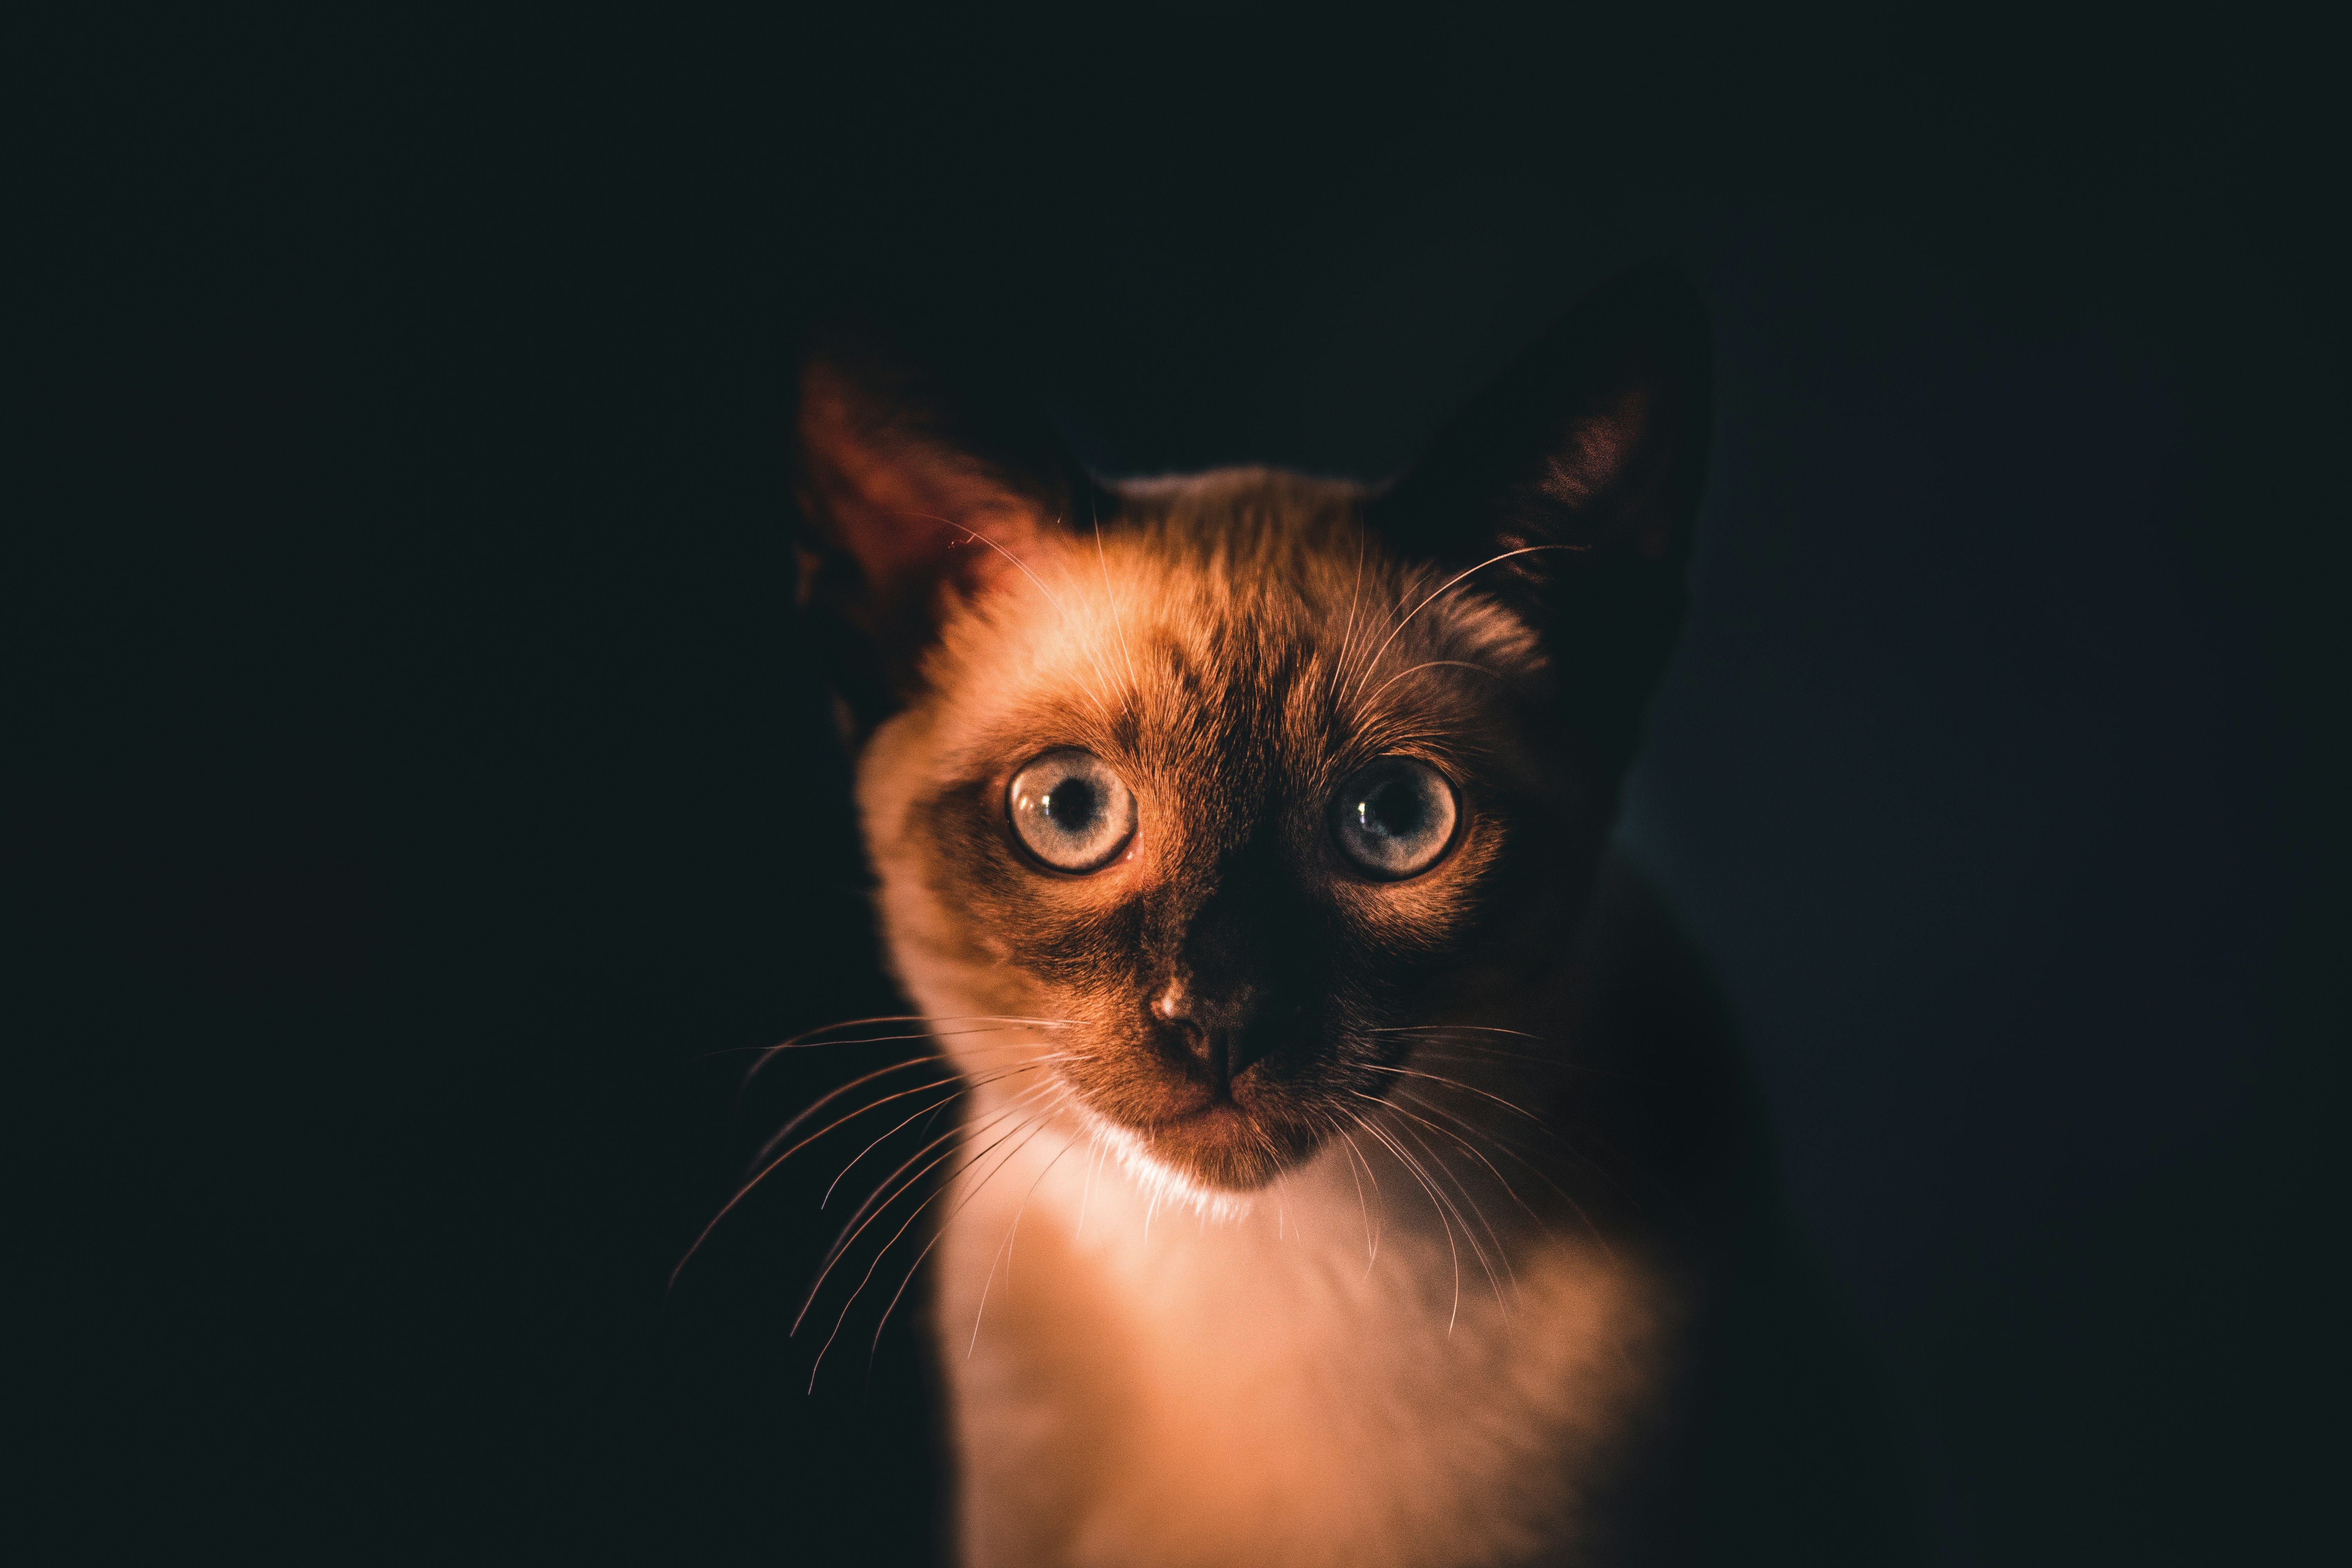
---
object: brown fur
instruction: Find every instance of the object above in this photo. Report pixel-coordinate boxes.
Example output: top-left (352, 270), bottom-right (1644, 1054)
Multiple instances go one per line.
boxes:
top-left (789, 271), bottom-right (1731, 1564)
top-left (866, 474), bottom-right (1587, 1194)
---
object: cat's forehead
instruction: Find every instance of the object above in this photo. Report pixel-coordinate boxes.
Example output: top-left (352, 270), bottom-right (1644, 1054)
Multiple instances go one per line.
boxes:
top-left (917, 469), bottom-right (1545, 785)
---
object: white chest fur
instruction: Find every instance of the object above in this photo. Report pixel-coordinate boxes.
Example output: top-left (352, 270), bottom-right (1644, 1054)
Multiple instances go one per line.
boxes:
top-left (930, 1108), bottom-right (1662, 1568)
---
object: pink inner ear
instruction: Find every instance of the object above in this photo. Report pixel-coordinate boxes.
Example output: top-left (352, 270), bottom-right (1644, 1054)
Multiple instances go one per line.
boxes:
top-left (797, 362), bottom-right (1044, 625)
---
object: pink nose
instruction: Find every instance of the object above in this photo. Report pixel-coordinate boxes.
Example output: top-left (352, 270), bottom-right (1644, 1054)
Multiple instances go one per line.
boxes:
top-left (1147, 976), bottom-right (1272, 1092)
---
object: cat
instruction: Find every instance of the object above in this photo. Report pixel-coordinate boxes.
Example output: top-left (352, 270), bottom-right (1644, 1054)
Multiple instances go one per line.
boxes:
top-left (778, 267), bottom-right (1910, 1566)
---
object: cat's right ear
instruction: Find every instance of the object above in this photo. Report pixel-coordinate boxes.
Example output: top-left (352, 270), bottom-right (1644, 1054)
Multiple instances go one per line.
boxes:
top-left (791, 325), bottom-right (1091, 735)
top-left (1365, 265), bottom-right (1714, 781)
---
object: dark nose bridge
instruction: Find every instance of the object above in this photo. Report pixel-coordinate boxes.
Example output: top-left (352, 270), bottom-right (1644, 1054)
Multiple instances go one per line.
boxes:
top-left (1152, 770), bottom-right (1274, 981)
top-left (1152, 828), bottom-right (1307, 1082)
top-left (1169, 881), bottom-right (1261, 1028)
top-left (1174, 814), bottom-right (1292, 980)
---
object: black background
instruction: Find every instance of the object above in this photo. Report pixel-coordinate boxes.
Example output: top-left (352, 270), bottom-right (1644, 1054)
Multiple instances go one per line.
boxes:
top-left (31, 10), bottom-right (2342, 1564)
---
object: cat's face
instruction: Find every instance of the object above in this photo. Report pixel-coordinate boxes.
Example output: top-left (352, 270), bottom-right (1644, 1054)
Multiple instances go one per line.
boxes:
top-left (855, 476), bottom-right (1596, 1195)
top-left (796, 269), bottom-right (1709, 1205)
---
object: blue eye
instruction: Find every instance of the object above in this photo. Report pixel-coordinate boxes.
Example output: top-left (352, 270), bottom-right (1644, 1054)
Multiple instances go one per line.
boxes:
top-left (1330, 759), bottom-right (1459, 880)
top-left (1008, 749), bottom-right (1137, 873)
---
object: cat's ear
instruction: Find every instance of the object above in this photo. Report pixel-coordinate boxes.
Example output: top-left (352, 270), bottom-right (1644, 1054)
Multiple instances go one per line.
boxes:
top-left (791, 324), bottom-right (1092, 731)
top-left (1366, 264), bottom-right (1713, 777)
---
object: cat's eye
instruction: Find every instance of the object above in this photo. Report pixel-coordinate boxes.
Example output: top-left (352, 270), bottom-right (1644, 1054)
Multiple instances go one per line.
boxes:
top-left (1007, 749), bottom-right (1138, 874)
top-left (1330, 758), bottom-right (1460, 880)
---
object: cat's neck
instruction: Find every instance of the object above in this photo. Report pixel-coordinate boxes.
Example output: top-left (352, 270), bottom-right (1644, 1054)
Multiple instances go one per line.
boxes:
top-left (931, 1053), bottom-right (1664, 1568)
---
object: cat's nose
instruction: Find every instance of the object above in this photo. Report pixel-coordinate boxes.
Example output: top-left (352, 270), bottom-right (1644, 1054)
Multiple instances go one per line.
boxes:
top-left (1152, 977), bottom-right (1254, 1038)
top-left (1149, 979), bottom-right (1269, 1091)
top-left (1149, 982), bottom-right (1190, 1024)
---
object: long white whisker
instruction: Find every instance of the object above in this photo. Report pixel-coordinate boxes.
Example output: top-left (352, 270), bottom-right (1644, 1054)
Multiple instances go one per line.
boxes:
top-left (740, 1014), bottom-right (1071, 1087)
top-left (1384, 1088), bottom-right (1546, 1216)
top-left (1328, 1117), bottom-right (1381, 1272)
top-left (1414, 1050), bottom-right (1659, 1089)
top-left (866, 1084), bottom-right (1090, 1363)
top-left (1334, 530), bottom-right (1372, 696)
top-left (1394, 1089), bottom-right (1618, 1263)
top-left (1357, 659), bottom-right (1507, 710)
top-left (1363, 1062), bottom-right (1548, 1123)
top-left (1377, 1097), bottom-right (1536, 1303)
top-left (797, 1085), bottom-right (1049, 1303)
top-left (1348, 1110), bottom-right (1463, 1333)
top-left (752, 1040), bottom-right (1063, 1166)
top-left (673, 1062), bottom-right (1045, 1292)
top-left (1074, 1129), bottom-right (1104, 1240)
top-left (793, 1082), bottom-right (1057, 1339)
top-left (808, 1107), bottom-right (1059, 1388)
top-left (1396, 1058), bottom-right (1646, 1221)
top-left (1094, 499), bottom-right (1141, 692)
top-left (927, 513), bottom-right (1124, 726)
top-left (1345, 544), bottom-right (1585, 707)
top-left (1372, 1098), bottom-right (1512, 1316)
top-left (819, 1057), bottom-right (1073, 1207)
top-left (967, 1127), bottom-right (1083, 1359)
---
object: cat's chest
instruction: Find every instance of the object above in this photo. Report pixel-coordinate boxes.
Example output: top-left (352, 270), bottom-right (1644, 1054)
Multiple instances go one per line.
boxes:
top-left (934, 1136), bottom-right (1662, 1568)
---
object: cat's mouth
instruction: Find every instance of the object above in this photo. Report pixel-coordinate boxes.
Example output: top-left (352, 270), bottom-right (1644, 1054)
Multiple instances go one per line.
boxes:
top-left (1102, 1078), bottom-right (1328, 1193)
top-left (1056, 1013), bottom-right (1350, 1192)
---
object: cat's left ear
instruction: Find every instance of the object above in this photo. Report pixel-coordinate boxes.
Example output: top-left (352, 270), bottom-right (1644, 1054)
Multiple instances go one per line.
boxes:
top-left (1366, 264), bottom-right (1713, 778)
top-left (791, 324), bottom-right (1092, 732)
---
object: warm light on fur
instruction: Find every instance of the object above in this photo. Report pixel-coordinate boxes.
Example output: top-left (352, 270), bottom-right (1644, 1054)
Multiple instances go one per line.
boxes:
top-left (842, 477), bottom-right (1660, 1565)
top-left (786, 270), bottom-right (1726, 1564)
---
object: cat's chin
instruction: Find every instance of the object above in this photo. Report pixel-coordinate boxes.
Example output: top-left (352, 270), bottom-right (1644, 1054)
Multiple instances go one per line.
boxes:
top-left (1098, 1100), bottom-right (1322, 1200)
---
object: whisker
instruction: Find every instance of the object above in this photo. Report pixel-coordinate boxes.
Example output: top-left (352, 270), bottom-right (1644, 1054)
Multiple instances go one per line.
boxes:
top-left (1345, 544), bottom-right (1586, 707)
top-left (673, 1066), bottom-right (1016, 1293)
top-left (673, 1064), bottom-right (1013, 1294)
top-left (1395, 1089), bottom-right (1617, 1264)
top-left (1363, 1063), bottom-right (1547, 1123)
top-left (1381, 1089), bottom-right (1546, 1222)
top-left (1093, 499), bottom-right (1142, 693)
top-left (1074, 1129), bottom-right (1103, 1240)
top-left (1402, 1040), bottom-right (1662, 1088)
top-left (737, 1014), bottom-right (1071, 1088)
top-left (783, 1071), bottom-right (966, 1178)
top-left (802, 1085), bottom-right (1049, 1287)
top-left (1372, 1100), bottom-right (1513, 1316)
top-left (753, 1034), bottom-right (1068, 1171)
top-left (1378, 1042), bottom-right (1559, 1073)
top-left (807, 1104), bottom-right (1060, 1388)
top-left (866, 1083), bottom-right (1088, 1365)
top-left (749, 1055), bottom-right (958, 1163)
top-left (911, 510), bottom-right (1125, 727)
top-left (1393, 1057), bottom-right (1647, 1222)
top-left (1375, 1096), bottom-right (1545, 1303)
top-left (1357, 659), bottom-right (1507, 710)
top-left (1322, 1114), bottom-right (1383, 1272)
top-left (819, 1058), bottom-right (1073, 1208)
top-left (1381, 1022), bottom-right (1668, 1087)
top-left (1346, 1110), bottom-right (1463, 1333)
top-left (792, 1084), bottom-right (1058, 1338)
top-left (1334, 530), bottom-right (1372, 697)
top-left (964, 1126), bottom-right (1083, 1359)
top-left (750, 1042), bottom-right (1057, 1167)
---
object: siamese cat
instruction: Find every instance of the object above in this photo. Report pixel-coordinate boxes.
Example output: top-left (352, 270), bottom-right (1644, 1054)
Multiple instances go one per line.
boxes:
top-left (774, 268), bottom-right (1906, 1565)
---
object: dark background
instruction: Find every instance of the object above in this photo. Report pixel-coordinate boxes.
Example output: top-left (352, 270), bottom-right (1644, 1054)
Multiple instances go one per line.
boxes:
top-left (32, 10), bottom-right (2341, 1564)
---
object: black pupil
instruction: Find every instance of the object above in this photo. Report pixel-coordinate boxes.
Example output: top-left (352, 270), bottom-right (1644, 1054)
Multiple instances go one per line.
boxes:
top-left (1044, 775), bottom-right (1100, 832)
top-left (1362, 778), bottom-right (1427, 838)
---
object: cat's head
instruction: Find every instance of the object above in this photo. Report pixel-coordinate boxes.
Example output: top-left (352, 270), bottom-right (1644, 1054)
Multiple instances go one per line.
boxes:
top-left (793, 269), bottom-right (1710, 1203)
